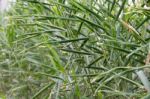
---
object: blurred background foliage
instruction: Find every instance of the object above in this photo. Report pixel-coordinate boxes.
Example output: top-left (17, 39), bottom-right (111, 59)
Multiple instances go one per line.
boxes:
top-left (0, 0), bottom-right (150, 99)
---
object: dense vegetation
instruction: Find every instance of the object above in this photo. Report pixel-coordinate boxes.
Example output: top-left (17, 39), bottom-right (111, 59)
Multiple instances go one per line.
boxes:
top-left (0, 0), bottom-right (150, 99)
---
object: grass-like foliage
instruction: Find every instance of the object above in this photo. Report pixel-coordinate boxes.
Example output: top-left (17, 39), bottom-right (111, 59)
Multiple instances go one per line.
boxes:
top-left (0, 0), bottom-right (150, 99)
